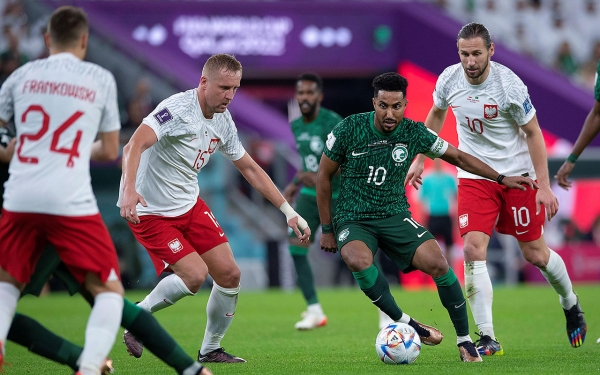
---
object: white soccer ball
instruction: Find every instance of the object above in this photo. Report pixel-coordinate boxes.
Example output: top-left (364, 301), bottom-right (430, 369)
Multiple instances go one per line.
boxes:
top-left (375, 322), bottom-right (421, 364)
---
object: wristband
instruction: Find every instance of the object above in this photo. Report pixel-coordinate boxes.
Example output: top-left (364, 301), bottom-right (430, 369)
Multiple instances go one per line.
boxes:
top-left (566, 153), bottom-right (578, 164)
top-left (292, 176), bottom-right (299, 184)
top-left (321, 224), bottom-right (334, 234)
top-left (496, 174), bottom-right (506, 184)
top-left (279, 202), bottom-right (296, 220)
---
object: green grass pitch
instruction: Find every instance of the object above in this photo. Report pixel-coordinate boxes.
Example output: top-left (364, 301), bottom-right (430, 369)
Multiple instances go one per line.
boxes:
top-left (5, 284), bottom-right (600, 374)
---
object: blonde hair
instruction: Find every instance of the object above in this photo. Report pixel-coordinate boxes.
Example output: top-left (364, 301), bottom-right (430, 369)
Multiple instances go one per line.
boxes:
top-left (202, 54), bottom-right (242, 78)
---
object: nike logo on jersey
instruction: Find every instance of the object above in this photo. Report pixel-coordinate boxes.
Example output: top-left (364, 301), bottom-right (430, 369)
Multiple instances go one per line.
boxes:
top-left (450, 105), bottom-right (461, 109)
top-left (454, 301), bottom-right (466, 309)
top-left (417, 231), bottom-right (427, 238)
top-left (516, 230), bottom-right (529, 235)
top-left (352, 150), bottom-right (368, 156)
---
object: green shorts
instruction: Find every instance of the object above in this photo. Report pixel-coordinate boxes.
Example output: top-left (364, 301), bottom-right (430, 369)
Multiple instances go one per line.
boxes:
top-left (288, 193), bottom-right (336, 243)
top-left (334, 212), bottom-right (435, 273)
top-left (21, 246), bottom-right (81, 297)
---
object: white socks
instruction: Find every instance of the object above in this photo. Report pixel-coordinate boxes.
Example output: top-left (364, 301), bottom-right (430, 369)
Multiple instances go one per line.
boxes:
top-left (138, 274), bottom-right (195, 314)
top-left (464, 261), bottom-right (495, 338)
top-left (398, 313), bottom-right (411, 324)
top-left (0, 282), bottom-right (20, 348)
top-left (200, 283), bottom-right (240, 355)
top-left (79, 292), bottom-right (123, 375)
top-left (307, 303), bottom-right (324, 316)
top-left (537, 249), bottom-right (578, 310)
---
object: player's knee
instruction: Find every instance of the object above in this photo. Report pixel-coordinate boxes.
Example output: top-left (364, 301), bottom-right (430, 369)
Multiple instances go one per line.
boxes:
top-left (463, 241), bottom-right (486, 261)
top-left (426, 258), bottom-right (450, 279)
top-left (216, 266), bottom-right (241, 288)
top-left (522, 248), bottom-right (546, 268)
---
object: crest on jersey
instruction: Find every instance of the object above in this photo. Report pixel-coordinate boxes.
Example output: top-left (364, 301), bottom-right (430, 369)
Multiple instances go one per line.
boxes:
top-left (310, 136), bottom-right (324, 153)
top-left (338, 228), bottom-right (350, 242)
top-left (459, 214), bottom-right (468, 229)
top-left (483, 104), bottom-right (498, 119)
top-left (154, 108), bottom-right (173, 125)
top-left (208, 138), bottom-right (220, 153)
top-left (168, 238), bottom-right (183, 253)
top-left (392, 145), bottom-right (408, 163)
top-left (522, 97), bottom-right (533, 114)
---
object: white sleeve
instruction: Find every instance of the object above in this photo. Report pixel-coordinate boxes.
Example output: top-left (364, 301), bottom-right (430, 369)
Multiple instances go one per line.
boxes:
top-left (507, 75), bottom-right (536, 126)
top-left (142, 101), bottom-right (178, 140)
top-left (98, 73), bottom-right (121, 133)
top-left (217, 111), bottom-right (246, 161)
top-left (0, 69), bottom-right (19, 122)
top-left (423, 129), bottom-right (449, 159)
top-left (432, 68), bottom-right (453, 110)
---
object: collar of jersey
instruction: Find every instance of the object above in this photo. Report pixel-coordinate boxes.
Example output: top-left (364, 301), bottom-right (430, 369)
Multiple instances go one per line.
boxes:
top-left (463, 61), bottom-right (494, 90)
top-left (369, 111), bottom-right (402, 138)
top-left (47, 52), bottom-right (79, 62)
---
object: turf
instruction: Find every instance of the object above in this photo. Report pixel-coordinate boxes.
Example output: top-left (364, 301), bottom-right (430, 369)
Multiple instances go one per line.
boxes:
top-left (5, 284), bottom-right (600, 374)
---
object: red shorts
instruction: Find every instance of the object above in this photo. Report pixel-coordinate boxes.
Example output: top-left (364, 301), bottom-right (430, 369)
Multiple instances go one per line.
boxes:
top-left (457, 179), bottom-right (544, 242)
top-left (129, 198), bottom-right (228, 275)
top-left (0, 210), bottom-right (120, 284)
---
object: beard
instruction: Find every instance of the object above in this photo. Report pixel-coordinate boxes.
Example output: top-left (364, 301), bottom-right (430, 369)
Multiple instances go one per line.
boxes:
top-left (300, 101), bottom-right (318, 117)
top-left (463, 58), bottom-right (489, 80)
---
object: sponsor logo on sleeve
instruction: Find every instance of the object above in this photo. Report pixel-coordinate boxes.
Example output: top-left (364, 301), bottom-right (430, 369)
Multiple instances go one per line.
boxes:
top-left (326, 132), bottom-right (336, 150)
top-left (154, 108), bottom-right (173, 125)
top-left (483, 104), bottom-right (498, 119)
top-left (459, 214), bottom-right (468, 229)
top-left (522, 97), bottom-right (532, 114)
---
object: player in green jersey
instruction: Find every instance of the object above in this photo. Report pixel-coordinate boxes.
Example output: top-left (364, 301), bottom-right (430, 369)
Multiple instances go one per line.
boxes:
top-left (282, 73), bottom-right (342, 330)
top-left (555, 59), bottom-right (600, 189)
top-left (5, 247), bottom-right (212, 375)
top-left (317, 72), bottom-right (535, 362)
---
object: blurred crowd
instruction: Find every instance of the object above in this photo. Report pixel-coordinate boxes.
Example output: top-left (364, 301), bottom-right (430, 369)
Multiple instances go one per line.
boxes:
top-left (432, 0), bottom-right (600, 92)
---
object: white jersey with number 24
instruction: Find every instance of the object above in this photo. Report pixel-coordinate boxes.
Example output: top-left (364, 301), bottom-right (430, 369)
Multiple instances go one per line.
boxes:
top-left (433, 61), bottom-right (537, 180)
top-left (0, 52), bottom-right (121, 216)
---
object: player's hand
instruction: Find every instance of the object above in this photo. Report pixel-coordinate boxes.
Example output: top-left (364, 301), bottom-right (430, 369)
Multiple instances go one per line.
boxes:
top-left (287, 214), bottom-right (311, 243)
top-left (320, 233), bottom-right (338, 253)
top-left (536, 186), bottom-right (559, 221)
top-left (298, 172), bottom-right (317, 187)
top-left (120, 187), bottom-right (147, 224)
top-left (500, 176), bottom-right (538, 191)
top-left (405, 159), bottom-right (425, 189)
top-left (554, 161), bottom-right (574, 190)
top-left (282, 183), bottom-right (298, 203)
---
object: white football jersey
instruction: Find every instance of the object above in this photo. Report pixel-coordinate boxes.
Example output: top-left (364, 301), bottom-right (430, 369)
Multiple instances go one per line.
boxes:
top-left (0, 52), bottom-right (120, 215)
top-left (433, 61), bottom-right (537, 180)
top-left (117, 88), bottom-right (246, 217)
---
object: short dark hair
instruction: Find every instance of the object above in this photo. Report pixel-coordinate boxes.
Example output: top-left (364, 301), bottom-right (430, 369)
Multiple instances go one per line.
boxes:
top-left (457, 22), bottom-right (492, 49)
top-left (372, 72), bottom-right (408, 98)
top-left (297, 73), bottom-right (323, 92)
top-left (203, 53), bottom-right (242, 77)
top-left (48, 6), bottom-right (88, 48)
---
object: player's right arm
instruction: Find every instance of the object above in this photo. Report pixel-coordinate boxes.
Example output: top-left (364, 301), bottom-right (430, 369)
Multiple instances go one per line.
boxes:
top-left (317, 153), bottom-right (340, 253)
top-left (120, 124), bottom-right (157, 224)
top-left (555, 99), bottom-right (600, 190)
top-left (90, 130), bottom-right (119, 162)
top-left (405, 104), bottom-right (448, 189)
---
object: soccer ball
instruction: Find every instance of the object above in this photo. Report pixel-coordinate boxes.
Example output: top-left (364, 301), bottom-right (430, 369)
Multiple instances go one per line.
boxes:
top-left (375, 322), bottom-right (421, 364)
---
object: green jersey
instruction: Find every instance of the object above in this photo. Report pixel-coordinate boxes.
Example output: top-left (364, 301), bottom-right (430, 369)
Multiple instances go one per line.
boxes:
top-left (291, 107), bottom-right (342, 197)
top-left (595, 59), bottom-right (600, 101)
top-left (324, 112), bottom-right (447, 224)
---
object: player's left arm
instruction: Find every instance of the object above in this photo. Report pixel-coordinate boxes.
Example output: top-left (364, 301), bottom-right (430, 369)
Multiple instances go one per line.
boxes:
top-left (439, 143), bottom-right (536, 191)
top-left (555, 100), bottom-right (600, 190)
top-left (521, 115), bottom-right (559, 220)
top-left (91, 130), bottom-right (120, 162)
top-left (233, 152), bottom-right (310, 242)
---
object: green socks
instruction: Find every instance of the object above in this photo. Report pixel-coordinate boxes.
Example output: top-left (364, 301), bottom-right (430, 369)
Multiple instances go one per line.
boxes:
top-left (353, 265), bottom-right (402, 321)
top-left (434, 268), bottom-right (469, 337)
top-left (8, 312), bottom-right (82, 371)
top-left (292, 253), bottom-right (318, 305)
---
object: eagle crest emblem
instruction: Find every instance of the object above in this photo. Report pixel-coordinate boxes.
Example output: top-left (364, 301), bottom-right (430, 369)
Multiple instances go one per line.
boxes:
top-left (484, 104), bottom-right (498, 119)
